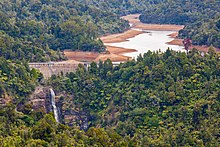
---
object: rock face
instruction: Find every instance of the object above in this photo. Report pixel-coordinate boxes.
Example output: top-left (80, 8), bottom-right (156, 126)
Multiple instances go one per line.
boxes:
top-left (29, 86), bottom-right (51, 113)
top-left (56, 93), bottom-right (89, 130)
top-left (63, 110), bottom-right (89, 130)
top-left (28, 86), bottom-right (89, 129)
top-left (0, 93), bottom-right (11, 106)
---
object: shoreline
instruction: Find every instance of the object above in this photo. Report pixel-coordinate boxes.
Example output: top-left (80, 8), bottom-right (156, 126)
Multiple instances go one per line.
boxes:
top-left (122, 14), bottom-right (184, 31)
top-left (64, 46), bottom-right (136, 62)
top-left (105, 45), bottom-right (137, 55)
top-left (166, 38), bottom-right (220, 52)
top-left (61, 14), bottom-right (220, 63)
top-left (100, 29), bottom-right (143, 43)
top-left (64, 14), bottom-right (186, 62)
top-left (64, 14), bottom-right (219, 63)
top-left (99, 14), bottom-right (185, 62)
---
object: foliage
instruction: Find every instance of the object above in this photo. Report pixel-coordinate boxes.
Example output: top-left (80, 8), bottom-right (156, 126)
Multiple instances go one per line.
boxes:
top-left (0, 0), bottom-right (130, 61)
top-left (47, 49), bottom-right (220, 146)
top-left (179, 17), bottom-right (220, 47)
top-left (0, 0), bottom-right (220, 146)
top-left (140, 0), bottom-right (220, 48)
top-left (0, 57), bottom-right (40, 102)
top-left (0, 108), bottom-right (129, 146)
top-left (75, 0), bottom-right (163, 16)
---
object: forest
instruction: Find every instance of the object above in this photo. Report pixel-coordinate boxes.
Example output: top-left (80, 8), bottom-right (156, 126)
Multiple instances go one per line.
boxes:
top-left (0, 0), bottom-right (129, 62)
top-left (0, 0), bottom-right (220, 146)
top-left (75, 0), bottom-right (220, 48)
top-left (139, 0), bottom-right (220, 48)
top-left (0, 0), bottom-right (219, 60)
top-left (1, 48), bottom-right (220, 146)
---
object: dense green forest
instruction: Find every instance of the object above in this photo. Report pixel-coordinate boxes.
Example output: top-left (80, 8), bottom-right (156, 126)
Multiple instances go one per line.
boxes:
top-left (1, 48), bottom-right (219, 146)
top-left (140, 0), bottom-right (220, 48)
top-left (0, 58), bottom-right (42, 103)
top-left (1, 0), bottom-right (219, 61)
top-left (75, 0), bottom-right (220, 48)
top-left (0, 0), bottom-right (129, 61)
top-left (48, 48), bottom-right (220, 146)
top-left (0, 0), bottom-right (220, 146)
top-left (75, 0), bottom-right (163, 15)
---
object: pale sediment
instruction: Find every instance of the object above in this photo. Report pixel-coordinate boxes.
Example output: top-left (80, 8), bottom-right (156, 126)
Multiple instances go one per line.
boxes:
top-left (122, 14), bottom-right (184, 31)
top-left (100, 29), bottom-right (143, 43)
top-left (64, 14), bottom-right (185, 62)
top-left (105, 45), bottom-right (137, 55)
top-left (64, 50), bottom-right (99, 62)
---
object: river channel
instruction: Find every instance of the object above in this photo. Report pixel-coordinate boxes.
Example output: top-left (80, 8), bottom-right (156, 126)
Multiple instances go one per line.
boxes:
top-left (106, 29), bottom-right (184, 59)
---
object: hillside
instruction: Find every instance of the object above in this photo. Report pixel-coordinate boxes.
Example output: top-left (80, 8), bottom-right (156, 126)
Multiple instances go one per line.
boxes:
top-left (48, 48), bottom-right (220, 146)
top-left (140, 0), bottom-right (220, 48)
top-left (0, 0), bottom-right (129, 62)
top-left (0, 0), bottom-right (220, 146)
top-left (1, 48), bottom-right (219, 146)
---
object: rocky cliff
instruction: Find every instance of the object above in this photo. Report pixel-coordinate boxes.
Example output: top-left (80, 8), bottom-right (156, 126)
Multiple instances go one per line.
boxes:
top-left (28, 86), bottom-right (52, 113)
top-left (25, 86), bottom-right (89, 129)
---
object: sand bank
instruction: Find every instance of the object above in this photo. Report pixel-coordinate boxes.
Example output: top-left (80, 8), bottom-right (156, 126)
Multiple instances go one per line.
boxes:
top-left (64, 46), bottom-right (136, 62)
top-left (64, 14), bottom-right (219, 63)
top-left (106, 45), bottom-right (137, 55)
top-left (100, 29), bottom-right (143, 43)
top-left (122, 14), bottom-right (184, 31)
top-left (64, 14), bottom-right (185, 62)
top-left (64, 50), bottom-right (99, 62)
top-left (166, 38), bottom-right (220, 52)
top-left (94, 53), bottom-right (132, 62)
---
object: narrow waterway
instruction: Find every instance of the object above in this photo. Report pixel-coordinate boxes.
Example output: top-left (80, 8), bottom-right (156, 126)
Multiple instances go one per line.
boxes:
top-left (107, 29), bottom-right (184, 59)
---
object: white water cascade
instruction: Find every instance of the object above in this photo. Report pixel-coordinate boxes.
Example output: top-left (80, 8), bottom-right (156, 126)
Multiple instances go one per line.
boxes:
top-left (50, 88), bottom-right (59, 122)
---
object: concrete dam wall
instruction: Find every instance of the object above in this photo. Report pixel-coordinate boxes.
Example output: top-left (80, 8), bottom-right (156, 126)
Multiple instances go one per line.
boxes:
top-left (28, 61), bottom-right (86, 79)
top-left (29, 61), bottom-right (120, 79)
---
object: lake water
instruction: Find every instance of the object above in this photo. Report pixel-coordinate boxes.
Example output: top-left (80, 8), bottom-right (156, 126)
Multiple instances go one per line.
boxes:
top-left (107, 29), bottom-right (184, 59)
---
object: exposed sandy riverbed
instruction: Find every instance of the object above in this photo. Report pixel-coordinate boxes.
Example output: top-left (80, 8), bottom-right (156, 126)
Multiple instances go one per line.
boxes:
top-left (166, 34), bottom-right (220, 52)
top-left (64, 14), bottom-right (218, 62)
top-left (101, 29), bottom-right (144, 43)
top-left (65, 14), bottom-right (185, 62)
top-left (122, 14), bottom-right (184, 31)
top-left (64, 46), bottom-right (135, 62)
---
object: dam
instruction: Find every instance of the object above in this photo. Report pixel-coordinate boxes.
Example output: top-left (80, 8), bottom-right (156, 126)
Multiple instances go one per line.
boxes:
top-left (28, 60), bottom-right (86, 79)
top-left (29, 60), bottom-right (120, 79)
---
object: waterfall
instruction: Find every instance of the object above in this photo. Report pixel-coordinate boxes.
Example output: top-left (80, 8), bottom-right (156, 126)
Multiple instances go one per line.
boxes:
top-left (50, 88), bottom-right (59, 122)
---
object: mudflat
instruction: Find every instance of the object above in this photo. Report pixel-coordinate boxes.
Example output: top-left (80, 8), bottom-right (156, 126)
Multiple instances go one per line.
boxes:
top-left (106, 45), bottom-right (137, 55)
top-left (101, 14), bottom-right (185, 58)
top-left (166, 37), bottom-right (220, 52)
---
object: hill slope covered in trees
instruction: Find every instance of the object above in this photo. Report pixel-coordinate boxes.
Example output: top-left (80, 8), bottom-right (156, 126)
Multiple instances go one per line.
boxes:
top-left (0, 0), bottom-right (220, 146)
top-left (0, 0), bottom-right (129, 62)
top-left (140, 0), bottom-right (220, 48)
top-left (39, 49), bottom-right (220, 145)
top-left (1, 48), bottom-right (219, 146)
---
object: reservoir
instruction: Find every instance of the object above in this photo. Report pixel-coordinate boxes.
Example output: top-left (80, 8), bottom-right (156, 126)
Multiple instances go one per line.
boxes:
top-left (107, 29), bottom-right (184, 59)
